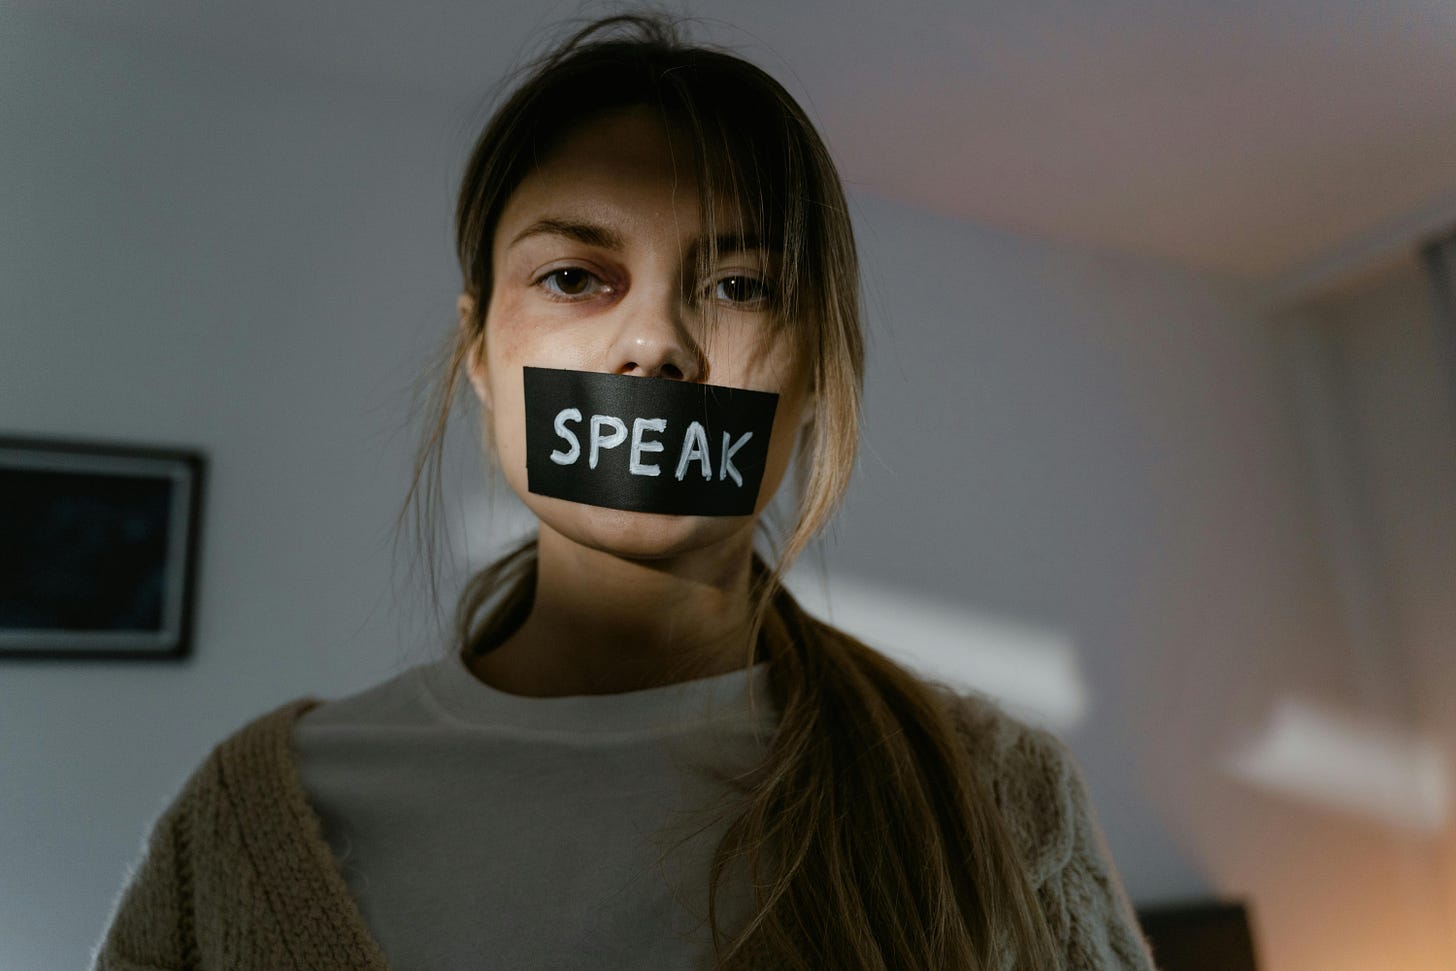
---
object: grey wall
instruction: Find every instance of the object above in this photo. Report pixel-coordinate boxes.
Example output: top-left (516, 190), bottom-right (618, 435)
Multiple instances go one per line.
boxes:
top-left (0, 15), bottom-right (469, 966)
top-left (3, 9), bottom-right (1451, 971)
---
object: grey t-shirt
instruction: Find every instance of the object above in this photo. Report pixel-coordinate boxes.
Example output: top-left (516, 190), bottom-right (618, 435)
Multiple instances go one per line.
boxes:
top-left (293, 648), bottom-right (779, 970)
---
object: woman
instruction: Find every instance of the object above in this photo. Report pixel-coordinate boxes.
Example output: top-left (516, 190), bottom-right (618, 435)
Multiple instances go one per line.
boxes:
top-left (96, 13), bottom-right (1157, 971)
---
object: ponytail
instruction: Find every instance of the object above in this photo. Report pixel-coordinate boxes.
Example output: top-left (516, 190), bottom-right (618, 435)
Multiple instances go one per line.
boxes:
top-left (451, 542), bottom-right (1059, 969)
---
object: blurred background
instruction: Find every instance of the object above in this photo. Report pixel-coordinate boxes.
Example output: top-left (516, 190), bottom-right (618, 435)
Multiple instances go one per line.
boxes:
top-left (2, 1), bottom-right (1455, 968)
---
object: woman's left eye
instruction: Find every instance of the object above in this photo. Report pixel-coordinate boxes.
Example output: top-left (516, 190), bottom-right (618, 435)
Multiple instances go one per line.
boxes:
top-left (713, 275), bottom-right (772, 307)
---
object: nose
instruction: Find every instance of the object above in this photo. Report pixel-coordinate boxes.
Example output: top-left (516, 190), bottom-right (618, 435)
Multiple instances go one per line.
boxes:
top-left (606, 290), bottom-right (703, 382)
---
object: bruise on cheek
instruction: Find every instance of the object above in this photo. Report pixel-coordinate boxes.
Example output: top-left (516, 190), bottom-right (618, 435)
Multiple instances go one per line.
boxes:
top-left (483, 285), bottom-right (532, 362)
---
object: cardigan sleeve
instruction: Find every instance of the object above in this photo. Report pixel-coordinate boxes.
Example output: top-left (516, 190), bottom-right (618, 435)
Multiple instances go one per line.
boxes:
top-left (940, 686), bottom-right (1159, 970)
top-left (1026, 726), bottom-right (1159, 971)
top-left (91, 757), bottom-right (211, 971)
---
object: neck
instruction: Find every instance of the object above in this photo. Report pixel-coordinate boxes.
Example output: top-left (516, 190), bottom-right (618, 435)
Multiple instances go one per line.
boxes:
top-left (467, 522), bottom-right (760, 697)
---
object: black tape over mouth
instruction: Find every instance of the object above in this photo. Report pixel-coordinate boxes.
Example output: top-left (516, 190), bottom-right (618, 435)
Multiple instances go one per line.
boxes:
top-left (523, 366), bottom-right (780, 516)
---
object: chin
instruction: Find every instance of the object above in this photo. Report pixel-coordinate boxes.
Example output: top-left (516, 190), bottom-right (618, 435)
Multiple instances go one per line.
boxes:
top-left (529, 495), bottom-right (751, 562)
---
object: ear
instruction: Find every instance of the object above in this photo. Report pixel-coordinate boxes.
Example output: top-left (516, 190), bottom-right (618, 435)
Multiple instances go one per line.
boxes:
top-left (458, 292), bottom-right (493, 411)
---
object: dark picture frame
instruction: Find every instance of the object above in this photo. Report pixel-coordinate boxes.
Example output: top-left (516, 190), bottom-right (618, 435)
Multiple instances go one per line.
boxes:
top-left (0, 434), bottom-right (205, 661)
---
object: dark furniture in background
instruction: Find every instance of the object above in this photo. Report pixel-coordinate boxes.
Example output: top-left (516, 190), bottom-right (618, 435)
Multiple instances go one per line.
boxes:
top-left (1136, 899), bottom-right (1261, 971)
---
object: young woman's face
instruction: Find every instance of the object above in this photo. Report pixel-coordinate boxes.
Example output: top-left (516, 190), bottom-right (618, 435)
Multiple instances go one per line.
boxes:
top-left (462, 104), bottom-right (811, 562)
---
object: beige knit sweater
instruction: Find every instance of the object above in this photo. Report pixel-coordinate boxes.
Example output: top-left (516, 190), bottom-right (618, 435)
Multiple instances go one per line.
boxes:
top-left (94, 623), bottom-right (1157, 970)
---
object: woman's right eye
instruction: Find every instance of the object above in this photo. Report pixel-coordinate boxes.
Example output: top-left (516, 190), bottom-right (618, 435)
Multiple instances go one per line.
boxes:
top-left (536, 267), bottom-right (610, 300)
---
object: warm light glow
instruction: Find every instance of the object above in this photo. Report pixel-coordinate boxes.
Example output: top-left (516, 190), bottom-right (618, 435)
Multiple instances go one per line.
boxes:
top-left (785, 570), bottom-right (1090, 732)
top-left (1225, 695), bottom-right (1452, 833)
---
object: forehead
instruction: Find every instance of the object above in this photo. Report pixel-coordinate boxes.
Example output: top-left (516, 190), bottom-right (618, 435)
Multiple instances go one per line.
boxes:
top-left (493, 104), bottom-right (755, 249)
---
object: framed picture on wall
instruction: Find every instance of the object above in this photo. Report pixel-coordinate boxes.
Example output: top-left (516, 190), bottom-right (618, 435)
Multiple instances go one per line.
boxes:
top-left (0, 435), bottom-right (205, 660)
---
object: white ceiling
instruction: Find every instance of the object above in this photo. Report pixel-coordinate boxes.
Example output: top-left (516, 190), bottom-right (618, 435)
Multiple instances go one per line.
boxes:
top-left (22, 0), bottom-right (1456, 290)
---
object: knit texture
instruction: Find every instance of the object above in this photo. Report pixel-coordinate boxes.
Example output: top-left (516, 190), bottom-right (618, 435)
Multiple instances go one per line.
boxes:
top-left (94, 694), bottom-right (390, 971)
top-left (94, 642), bottom-right (1156, 971)
top-left (944, 686), bottom-right (1158, 970)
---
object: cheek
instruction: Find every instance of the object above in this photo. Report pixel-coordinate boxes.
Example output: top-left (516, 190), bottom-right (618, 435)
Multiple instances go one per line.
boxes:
top-left (710, 325), bottom-right (800, 392)
top-left (479, 298), bottom-right (529, 478)
top-left (482, 290), bottom-right (545, 429)
top-left (484, 290), bottom-right (532, 367)
top-left (750, 381), bottom-right (810, 515)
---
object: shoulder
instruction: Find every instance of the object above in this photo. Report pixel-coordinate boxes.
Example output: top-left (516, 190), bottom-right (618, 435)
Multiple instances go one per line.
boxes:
top-left (142, 696), bottom-right (326, 830)
top-left (936, 686), bottom-right (1079, 888)
top-left (203, 696), bottom-right (327, 808)
top-left (95, 696), bottom-right (327, 969)
top-left (769, 605), bottom-right (1157, 966)
top-left (801, 611), bottom-right (1078, 888)
top-left (942, 687), bottom-right (1158, 969)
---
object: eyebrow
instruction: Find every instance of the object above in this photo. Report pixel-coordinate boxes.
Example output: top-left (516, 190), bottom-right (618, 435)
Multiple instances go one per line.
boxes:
top-left (507, 216), bottom-right (775, 258)
top-left (509, 218), bottom-right (625, 251)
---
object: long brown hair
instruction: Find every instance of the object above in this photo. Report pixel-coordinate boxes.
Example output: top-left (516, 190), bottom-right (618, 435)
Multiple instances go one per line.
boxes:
top-left (396, 13), bottom-right (1059, 969)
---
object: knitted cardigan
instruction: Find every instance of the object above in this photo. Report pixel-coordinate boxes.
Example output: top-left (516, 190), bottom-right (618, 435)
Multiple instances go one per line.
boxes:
top-left (93, 617), bottom-right (1158, 970)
